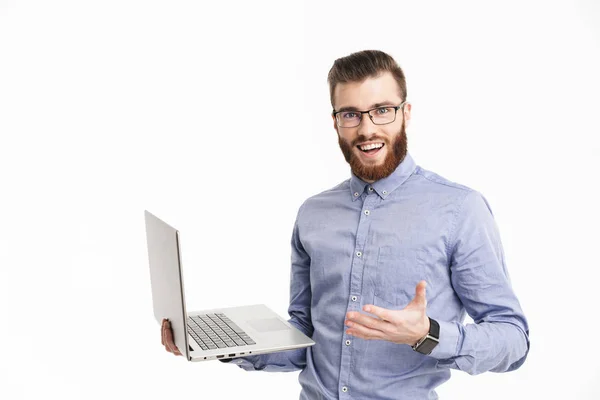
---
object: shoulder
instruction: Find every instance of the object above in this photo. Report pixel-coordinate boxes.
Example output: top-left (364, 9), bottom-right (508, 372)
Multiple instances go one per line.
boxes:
top-left (412, 165), bottom-right (473, 193)
top-left (296, 178), bottom-right (351, 217)
top-left (413, 166), bottom-right (495, 219)
top-left (412, 165), bottom-right (483, 204)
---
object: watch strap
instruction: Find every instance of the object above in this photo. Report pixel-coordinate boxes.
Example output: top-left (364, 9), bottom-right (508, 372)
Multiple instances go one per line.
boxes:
top-left (412, 317), bottom-right (440, 354)
top-left (428, 317), bottom-right (440, 339)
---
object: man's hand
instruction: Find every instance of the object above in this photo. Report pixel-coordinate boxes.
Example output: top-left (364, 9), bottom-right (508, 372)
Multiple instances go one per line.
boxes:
top-left (161, 319), bottom-right (182, 356)
top-left (160, 319), bottom-right (234, 362)
top-left (344, 280), bottom-right (430, 346)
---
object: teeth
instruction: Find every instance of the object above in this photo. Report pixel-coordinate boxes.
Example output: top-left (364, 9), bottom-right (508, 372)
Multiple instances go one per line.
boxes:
top-left (359, 143), bottom-right (383, 151)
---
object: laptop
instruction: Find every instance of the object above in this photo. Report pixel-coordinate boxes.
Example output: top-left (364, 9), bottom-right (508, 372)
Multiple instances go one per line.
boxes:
top-left (144, 210), bottom-right (315, 362)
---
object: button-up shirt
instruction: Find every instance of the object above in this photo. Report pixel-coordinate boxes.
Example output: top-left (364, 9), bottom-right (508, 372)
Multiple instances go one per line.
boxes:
top-left (227, 153), bottom-right (530, 400)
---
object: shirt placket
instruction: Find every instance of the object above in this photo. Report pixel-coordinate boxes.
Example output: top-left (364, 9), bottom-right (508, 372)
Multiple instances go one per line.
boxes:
top-left (338, 188), bottom-right (378, 398)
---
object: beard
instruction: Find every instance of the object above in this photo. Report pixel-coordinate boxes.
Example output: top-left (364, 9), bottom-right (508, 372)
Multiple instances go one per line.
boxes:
top-left (337, 119), bottom-right (408, 182)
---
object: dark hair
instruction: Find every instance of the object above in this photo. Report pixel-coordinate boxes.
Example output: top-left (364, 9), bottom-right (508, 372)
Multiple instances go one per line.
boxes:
top-left (327, 50), bottom-right (407, 109)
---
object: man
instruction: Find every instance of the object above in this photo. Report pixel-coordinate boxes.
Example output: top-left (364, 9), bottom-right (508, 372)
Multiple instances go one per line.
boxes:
top-left (162, 50), bottom-right (530, 399)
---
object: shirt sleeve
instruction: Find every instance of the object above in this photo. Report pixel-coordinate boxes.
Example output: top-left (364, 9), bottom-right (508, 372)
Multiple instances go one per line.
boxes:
top-left (428, 190), bottom-right (530, 375)
top-left (222, 203), bottom-right (314, 372)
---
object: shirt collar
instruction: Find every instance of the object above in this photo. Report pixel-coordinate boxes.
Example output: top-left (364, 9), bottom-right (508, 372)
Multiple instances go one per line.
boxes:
top-left (349, 152), bottom-right (417, 201)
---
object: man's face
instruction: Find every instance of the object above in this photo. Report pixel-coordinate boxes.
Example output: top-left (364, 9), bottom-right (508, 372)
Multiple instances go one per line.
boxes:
top-left (333, 72), bottom-right (411, 183)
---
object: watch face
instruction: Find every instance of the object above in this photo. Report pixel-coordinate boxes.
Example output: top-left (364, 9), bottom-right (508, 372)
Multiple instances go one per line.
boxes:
top-left (416, 338), bottom-right (438, 355)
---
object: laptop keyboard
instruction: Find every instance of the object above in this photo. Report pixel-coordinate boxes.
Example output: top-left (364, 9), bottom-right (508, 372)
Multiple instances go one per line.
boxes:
top-left (187, 312), bottom-right (256, 351)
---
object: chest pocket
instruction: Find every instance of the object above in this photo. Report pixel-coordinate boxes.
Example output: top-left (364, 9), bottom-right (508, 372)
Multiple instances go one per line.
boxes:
top-left (369, 246), bottom-right (428, 307)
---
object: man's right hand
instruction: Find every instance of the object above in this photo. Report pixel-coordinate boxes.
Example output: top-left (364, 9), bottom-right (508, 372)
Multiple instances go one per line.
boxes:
top-left (161, 318), bottom-right (233, 362)
top-left (161, 319), bottom-right (182, 356)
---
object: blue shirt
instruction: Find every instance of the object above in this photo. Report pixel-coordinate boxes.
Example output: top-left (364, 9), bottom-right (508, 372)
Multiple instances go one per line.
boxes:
top-left (228, 153), bottom-right (530, 400)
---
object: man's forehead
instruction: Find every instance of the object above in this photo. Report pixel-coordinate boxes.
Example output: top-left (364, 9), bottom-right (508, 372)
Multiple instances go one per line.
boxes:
top-left (333, 72), bottom-right (402, 110)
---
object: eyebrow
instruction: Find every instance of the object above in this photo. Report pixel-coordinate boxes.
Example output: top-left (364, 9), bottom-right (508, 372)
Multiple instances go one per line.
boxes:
top-left (335, 102), bottom-right (398, 113)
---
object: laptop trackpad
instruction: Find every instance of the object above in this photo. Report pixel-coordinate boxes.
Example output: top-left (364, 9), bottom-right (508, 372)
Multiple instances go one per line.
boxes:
top-left (247, 318), bottom-right (289, 333)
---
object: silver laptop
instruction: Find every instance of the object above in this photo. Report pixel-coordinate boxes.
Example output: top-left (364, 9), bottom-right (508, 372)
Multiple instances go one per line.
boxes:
top-left (144, 210), bottom-right (315, 362)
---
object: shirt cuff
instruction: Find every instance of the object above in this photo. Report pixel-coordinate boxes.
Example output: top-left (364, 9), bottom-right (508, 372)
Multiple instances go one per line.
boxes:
top-left (427, 320), bottom-right (460, 360)
top-left (219, 355), bottom-right (259, 370)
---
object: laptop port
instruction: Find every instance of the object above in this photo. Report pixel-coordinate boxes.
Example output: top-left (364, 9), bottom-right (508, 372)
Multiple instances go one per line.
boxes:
top-left (216, 355), bottom-right (224, 359)
top-left (228, 354), bottom-right (235, 357)
top-left (240, 352), bottom-right (245, 355)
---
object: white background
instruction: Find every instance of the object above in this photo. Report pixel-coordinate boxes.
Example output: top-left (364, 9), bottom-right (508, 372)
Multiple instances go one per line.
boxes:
top-left (1, 1), bottom-right (599, 399)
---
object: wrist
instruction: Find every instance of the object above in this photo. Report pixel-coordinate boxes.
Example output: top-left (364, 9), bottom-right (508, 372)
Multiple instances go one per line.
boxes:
top-left (412, 317), bottom-right (431, 346)
top-left (411, 317), bottom-right (440, 355)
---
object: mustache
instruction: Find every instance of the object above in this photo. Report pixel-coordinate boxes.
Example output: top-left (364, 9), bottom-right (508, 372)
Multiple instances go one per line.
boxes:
top-left (351, 135), bottom-right (388, 147)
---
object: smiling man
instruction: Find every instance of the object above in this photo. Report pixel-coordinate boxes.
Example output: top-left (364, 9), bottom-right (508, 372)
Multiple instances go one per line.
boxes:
top-left (334, 71), bottom-right (410, 184)
top-left (162, 50), bottom-right (530, 399)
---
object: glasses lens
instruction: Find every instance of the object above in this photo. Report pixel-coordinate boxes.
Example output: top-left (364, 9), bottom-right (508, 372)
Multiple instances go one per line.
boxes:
top-left (337, 111), bottom-right (361, 128)
top-left (369, 107), bottom-right (396, 125)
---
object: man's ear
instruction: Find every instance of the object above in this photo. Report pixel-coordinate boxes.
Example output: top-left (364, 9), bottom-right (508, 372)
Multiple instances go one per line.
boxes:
top-left (403, 102), bottom-right (412, 127)
top-left (332, 114), bottom-right (339, 135)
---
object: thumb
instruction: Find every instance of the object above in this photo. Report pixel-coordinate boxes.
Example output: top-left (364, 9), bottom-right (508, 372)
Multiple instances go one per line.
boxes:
top-left (409, 280), bottom-right (427, 308)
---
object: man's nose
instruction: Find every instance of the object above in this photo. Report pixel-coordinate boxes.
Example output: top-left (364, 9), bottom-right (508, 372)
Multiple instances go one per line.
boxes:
top-left (357, 114), bottom-right (377, 137)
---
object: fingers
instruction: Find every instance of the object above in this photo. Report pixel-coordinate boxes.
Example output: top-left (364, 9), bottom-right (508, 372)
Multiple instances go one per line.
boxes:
top-left (414, 280), bottom-right (427, 307)
top-left (162, 319), bottom-right (171, 352)
top-left (404, 281), bottom-right (428, 310)
top-left (164, 324), bottom-right (178, 354)
top-left (161, 319), bottom-right (182, 356)
top-left (362, 305), bottom-right (393, 322)
top-left (345, 311), bottom-right (390, 332)
top-left (345, 319), bottom-right (386, 340)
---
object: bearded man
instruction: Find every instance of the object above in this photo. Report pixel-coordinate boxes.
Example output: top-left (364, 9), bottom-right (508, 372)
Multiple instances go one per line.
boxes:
top-left (162, 49), bottom-right (530, 400)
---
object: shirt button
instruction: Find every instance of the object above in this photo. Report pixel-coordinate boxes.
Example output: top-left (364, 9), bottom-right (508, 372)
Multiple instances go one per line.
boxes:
top-left (354, 192), bottom-right (359, 197)
top-left (356, 251), bottom-right (362, 257)
top-left (368, 187), bottom-right (374, 192)
top-left (382, 190), bottom-right (387, 195)
top-left (351, 295), bottom-right (357, 301)
top-left (364, 210), bottom-right (370, 216)
top-left (345, 340), bottom-right (351, 346)
top-left (342, 386), bottom-right (348, 393)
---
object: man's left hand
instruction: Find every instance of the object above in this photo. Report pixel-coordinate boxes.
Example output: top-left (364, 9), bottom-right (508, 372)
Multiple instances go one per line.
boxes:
top-left (345, 280), bottom-right (430, 346)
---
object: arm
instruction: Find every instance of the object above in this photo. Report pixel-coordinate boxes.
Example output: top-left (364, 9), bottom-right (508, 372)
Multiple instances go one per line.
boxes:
top-left (428, 190), bottom-right (530, 375)
top-left (225, 203), bottom-right (314, 372)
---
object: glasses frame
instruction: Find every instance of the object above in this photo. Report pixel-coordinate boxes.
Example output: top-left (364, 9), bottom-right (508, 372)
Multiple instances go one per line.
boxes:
top-left (333, 101), bottom-right (408, 128)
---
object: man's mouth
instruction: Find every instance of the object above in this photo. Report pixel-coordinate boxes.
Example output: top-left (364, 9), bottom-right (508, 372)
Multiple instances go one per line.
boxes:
top-left (357, 142), bottom-right (385, 156)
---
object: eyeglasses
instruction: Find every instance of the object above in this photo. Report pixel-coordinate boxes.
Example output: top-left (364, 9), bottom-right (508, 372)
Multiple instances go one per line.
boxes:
top-left (333, 101), bottom-right (407, 128)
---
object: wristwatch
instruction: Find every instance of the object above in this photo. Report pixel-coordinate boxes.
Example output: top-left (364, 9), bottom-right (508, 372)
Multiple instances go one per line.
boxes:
top-left (411, 317), bottom-right (440, 355)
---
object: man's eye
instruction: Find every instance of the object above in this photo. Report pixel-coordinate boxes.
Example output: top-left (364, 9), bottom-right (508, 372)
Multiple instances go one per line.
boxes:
top-left (376, 108), bottom-right (389, 115)
top-left (342, 112), bottom-right (357, 119)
